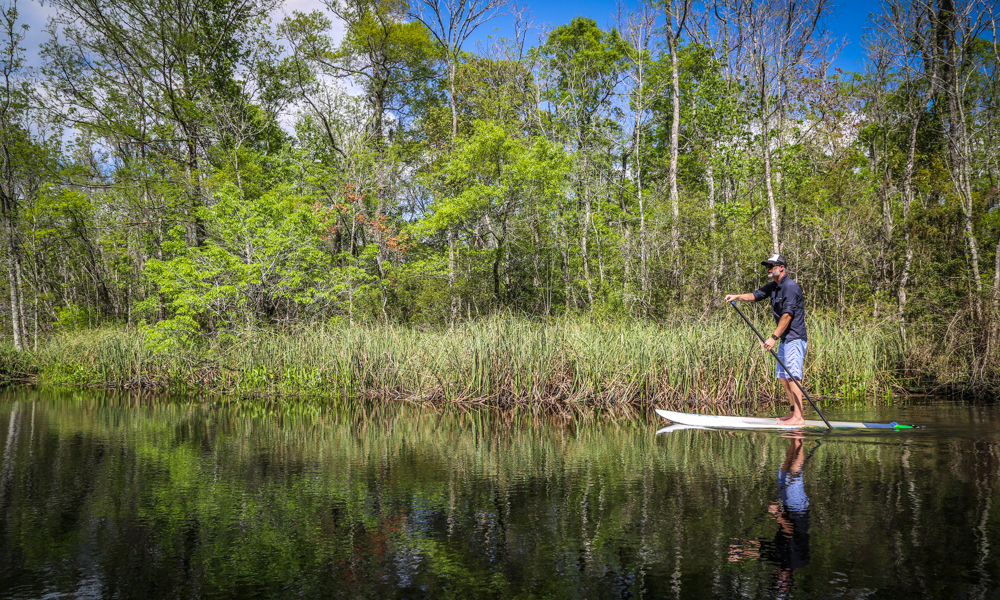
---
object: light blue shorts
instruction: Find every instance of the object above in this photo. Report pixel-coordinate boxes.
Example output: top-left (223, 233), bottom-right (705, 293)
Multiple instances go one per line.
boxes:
top-left (778, 469), bottom-right (810, 512)
top-left (776, 339), bottom-right (807, 380)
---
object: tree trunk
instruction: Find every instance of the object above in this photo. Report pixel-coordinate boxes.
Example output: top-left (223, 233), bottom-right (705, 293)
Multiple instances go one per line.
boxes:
top-left (937, 0), bottom-right (983, 320)
top-left (898, 107), bottom-right (922, 329)
top-left (581, 187), bottom-right (594, 309)
top-left (947, 92), bottom-right (984, 320)
top-left (668, 44), bottom-right (681, 257)
top-left (617, 152), bottom-right (633, 304)
top-left (448, 60), bottom-right (459, 323)
top-left (448, 228), bottom-right (457, 326)
top-left (762, 116), bottom-right (781, 255)
top-left (184, 130), bottom-right (206, 248)
top-left (531, 219), bottom-right (542, 291)
top-left (5, 225), bottom-right (24, 351)
top-left (558, 216), bottom-right (573, 310)
top-left (706, 161), bottom-right (718, 299)
top-left (990, 229), bottom-right (1000, 357)
top-left (872, 135), bottom-right (893, 320)
top-left (449, 61), bottom-right (458, 139)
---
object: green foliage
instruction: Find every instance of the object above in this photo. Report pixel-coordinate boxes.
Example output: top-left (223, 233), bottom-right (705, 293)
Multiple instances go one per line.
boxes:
top-left (142, 182), bottom-right (334, 334)
top-left (0, 4), bottom-right (997, 392)
top-left (421, 121), bottom-right (568, 232)
top-left (537, 17), bottom-right (632, 122)
top-left (53, 303), bottom-right (98, 330)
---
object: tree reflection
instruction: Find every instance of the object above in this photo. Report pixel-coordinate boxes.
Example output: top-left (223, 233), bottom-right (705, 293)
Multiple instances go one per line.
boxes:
top-left (1, 390), bottom-right (999, 598)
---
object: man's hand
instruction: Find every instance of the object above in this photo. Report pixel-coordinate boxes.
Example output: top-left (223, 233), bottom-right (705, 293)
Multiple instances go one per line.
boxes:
top-left (725, 293), bottom-right (755, 304)
top-left (763, 337), bottom-right (776, 351)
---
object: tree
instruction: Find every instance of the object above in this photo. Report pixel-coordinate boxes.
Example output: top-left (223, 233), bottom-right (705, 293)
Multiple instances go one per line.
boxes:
top-left (619, 2), bottom-right (660, 305)
top-left (865, 0), bottom-right (940, 336)
top-left (0, 0), bottom-right (30, 350)
top-left (43, 0), bottom-right (281, 248)
top-left (661, 0), bottom-right (691, 257)
top-left (537, 17), bottom-right (631, 310)
top-left (419, 120), bottom-right (568, 308)
top-left (282, 1), bottom-right (438, 152)
top-left (932, 0), bottom-right (991, 321)
top-left (142, 179), bottom-right (336, 337)
top-left (407, 0), bottom-right (510, 140)
top-left (406, 0), bottom-right (509, 323)
top-left (716, 0), bottom-right (832, 254)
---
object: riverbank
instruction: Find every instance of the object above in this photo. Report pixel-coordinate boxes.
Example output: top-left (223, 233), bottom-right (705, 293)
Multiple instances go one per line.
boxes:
top-left (0, 314), bottom-right (995, 406)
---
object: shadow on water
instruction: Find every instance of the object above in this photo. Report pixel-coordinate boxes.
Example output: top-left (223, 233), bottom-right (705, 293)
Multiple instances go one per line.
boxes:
top-left (0, 387), bottom-right (998, 599)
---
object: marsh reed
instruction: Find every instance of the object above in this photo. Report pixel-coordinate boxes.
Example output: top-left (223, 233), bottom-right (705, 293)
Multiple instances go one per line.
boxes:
top-left (1, 312), bottom-right (911, 409)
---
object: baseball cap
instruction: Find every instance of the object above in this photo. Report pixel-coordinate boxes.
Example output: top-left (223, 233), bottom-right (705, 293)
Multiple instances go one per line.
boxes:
top-left (761, 253), bottom-right (787, 267)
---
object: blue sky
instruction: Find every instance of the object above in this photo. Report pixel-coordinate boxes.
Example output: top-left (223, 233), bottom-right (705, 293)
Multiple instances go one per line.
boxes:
top-left (17, 0), bottom-right (874, 73)
top-left (490, 0), bottom-right (875, 72)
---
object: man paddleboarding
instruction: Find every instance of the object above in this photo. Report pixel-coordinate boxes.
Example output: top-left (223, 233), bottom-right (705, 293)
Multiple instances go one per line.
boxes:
top-left (724, 254), bottom-right (809, 426)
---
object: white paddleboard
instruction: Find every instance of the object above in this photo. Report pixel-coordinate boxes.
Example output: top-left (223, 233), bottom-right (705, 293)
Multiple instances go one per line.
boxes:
top-left (655, 409), bottom-right (913, 430)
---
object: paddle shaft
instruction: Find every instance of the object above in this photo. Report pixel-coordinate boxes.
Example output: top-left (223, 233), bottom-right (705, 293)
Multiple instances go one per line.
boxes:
top-left (728, 301), bottom-right (833, 430)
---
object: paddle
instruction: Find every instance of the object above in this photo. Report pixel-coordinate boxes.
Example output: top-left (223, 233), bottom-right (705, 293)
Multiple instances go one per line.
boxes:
top-left (728, 301), bottom-right (833, 430)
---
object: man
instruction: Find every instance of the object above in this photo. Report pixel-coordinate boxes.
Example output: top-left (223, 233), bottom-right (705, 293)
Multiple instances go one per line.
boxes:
top-left (724, 254), bottom-right (808, 426)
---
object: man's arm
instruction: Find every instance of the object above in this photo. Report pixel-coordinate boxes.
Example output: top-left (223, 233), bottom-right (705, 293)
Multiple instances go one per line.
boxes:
top-left (763, 313), bottom-right (792, 351)
top-left (773, 313), bottom-right (792, 339)
top-left (724, 293), bottom-right (757, 303)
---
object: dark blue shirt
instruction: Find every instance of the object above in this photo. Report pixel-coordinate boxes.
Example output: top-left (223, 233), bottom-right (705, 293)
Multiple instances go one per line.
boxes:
top-left (753, 276), bottom-right (808, 342)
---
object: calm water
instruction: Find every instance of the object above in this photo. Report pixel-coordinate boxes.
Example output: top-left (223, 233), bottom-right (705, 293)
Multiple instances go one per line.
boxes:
top-left (0, 388), bottom-right (998, 599)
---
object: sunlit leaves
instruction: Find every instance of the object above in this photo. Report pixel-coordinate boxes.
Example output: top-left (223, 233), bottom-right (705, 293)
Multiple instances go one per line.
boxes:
top-left (420, 120), bottom-right (569, 235)
top-left (142, 182), bottom-right (335, 336)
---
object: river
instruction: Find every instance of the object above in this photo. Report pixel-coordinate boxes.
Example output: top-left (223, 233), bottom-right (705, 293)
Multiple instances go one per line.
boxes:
top-left (0, 388), bottom-right (997, 599)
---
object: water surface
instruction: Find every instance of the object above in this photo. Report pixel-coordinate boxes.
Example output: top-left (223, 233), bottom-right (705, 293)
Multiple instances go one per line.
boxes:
top-left (1, 388), bottom-right (998, 599)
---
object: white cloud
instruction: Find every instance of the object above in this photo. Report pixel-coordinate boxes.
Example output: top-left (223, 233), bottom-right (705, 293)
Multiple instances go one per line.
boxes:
top-left (17, 0), bottom-right (57, 68)
top-left (16, 0), bottom-right (347, 71)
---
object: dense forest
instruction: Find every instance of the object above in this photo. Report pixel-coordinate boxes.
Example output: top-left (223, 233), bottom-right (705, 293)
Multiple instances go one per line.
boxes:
top-left (0, 0), bottom-right (998, 385)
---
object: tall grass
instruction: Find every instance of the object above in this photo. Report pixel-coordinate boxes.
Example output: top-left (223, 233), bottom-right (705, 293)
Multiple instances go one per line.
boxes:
top-left (14, 313), bottom-right (911, 409)
top-left (0, 342), bottom-right (33, 385)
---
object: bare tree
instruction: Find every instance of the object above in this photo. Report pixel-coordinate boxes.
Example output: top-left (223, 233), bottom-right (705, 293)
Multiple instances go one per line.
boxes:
top-left (0, 0), bottom-right (27, 350)
top-left (619, 1), bottom-right (661, 306)
top-left (866, 0), bottom-right (939, 342)
top-left (986, 10), bottom-right (1000, 356)
top-left (690, 0), bottom-right (748, 302)
top-left (933, 0), bottom-right (992, 321)
top-left (856, 43), bottom-right (897, 319)
top-left (727, 0), bottom-right (832, 254)
top-left (408, 0), bottom-right (510, 140)
top-left (662, 0), bottom-right (691, 257)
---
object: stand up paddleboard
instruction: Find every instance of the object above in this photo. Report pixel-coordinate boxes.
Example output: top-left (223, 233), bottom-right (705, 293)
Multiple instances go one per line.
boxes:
top-left (655, 409), bottom-right (914, 430)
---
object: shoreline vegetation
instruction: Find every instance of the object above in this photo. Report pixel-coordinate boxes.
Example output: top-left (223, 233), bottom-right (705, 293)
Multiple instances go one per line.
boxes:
top-left (1, 315), bottom-right (995, 408)
top-left (3, 0), bottom-right (1000, 405)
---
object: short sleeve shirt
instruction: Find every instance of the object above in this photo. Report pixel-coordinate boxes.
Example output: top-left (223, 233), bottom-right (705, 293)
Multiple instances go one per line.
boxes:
top-left (753, 276), bottom-right (807, 342)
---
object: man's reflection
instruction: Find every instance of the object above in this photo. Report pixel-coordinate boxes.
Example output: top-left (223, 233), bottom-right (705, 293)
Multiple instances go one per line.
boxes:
top-left (729, 432), bottom-right (812, 593)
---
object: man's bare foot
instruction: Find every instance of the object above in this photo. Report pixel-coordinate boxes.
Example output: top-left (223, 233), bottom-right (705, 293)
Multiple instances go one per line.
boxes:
top-left (780, 417), bottom-right (806, 427)
top-left (777, 413), bottom-right (795, 421)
